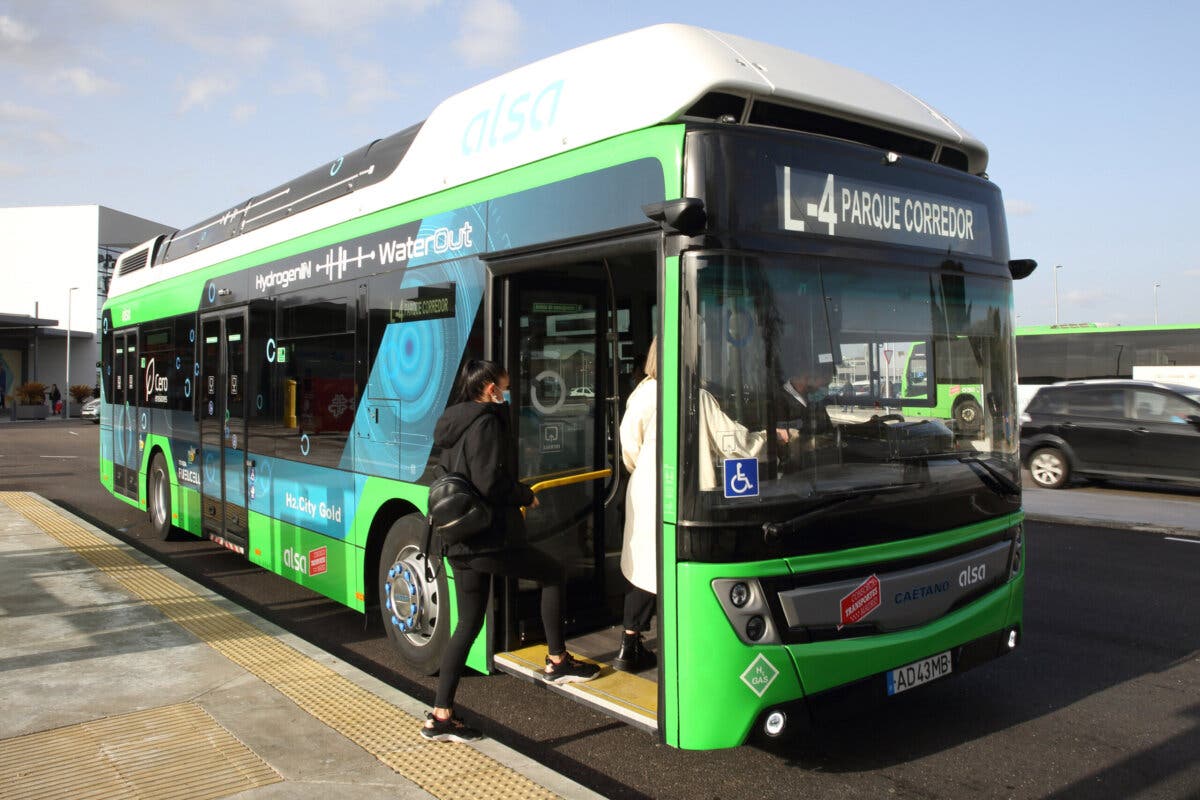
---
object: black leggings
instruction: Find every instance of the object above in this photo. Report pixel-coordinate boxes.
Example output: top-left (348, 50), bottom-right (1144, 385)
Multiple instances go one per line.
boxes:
top-left (434, 547), bottom-right (565, 710)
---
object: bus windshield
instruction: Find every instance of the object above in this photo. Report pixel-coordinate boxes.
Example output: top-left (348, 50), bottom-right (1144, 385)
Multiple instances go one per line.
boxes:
top-left (680, 252), bottom-right (1018, 543)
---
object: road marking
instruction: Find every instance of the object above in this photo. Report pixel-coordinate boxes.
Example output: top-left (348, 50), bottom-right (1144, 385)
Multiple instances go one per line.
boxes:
top-left (68, 430), bottom-right (79, 436)
top-left (39, 455), bottom-right (79, 459)
top-left (1164, 536), bottom-right (1199, 545)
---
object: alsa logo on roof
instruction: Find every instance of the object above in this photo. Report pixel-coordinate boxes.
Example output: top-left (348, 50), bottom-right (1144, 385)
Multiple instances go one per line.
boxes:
top-left (461, 79), bottom-right (564, 156)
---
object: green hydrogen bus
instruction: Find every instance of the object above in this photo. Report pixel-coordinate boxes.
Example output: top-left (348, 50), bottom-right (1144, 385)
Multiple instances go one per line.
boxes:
top-left (100, 24), bottom-right (1033, 750)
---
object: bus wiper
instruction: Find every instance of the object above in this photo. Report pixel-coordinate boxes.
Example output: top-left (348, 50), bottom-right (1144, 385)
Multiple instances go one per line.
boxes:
top-left (904, 452), bottom-right (1021, 498)
top-left (762, 483), bottom-right (922, 544)
top-left (958, 455), bottom-right (1021, 497)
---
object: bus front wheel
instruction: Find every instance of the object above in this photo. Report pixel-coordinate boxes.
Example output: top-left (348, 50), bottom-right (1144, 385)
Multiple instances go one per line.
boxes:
top-left (378, 514), bottom-right (449, 675)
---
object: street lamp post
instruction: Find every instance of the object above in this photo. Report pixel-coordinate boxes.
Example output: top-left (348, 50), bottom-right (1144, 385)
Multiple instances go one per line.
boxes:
top-left (1154, 282), bottom-right (1161, 324)
top-left (1053, 265), bottom-right (1064, 325)
top-left (64, 286), bottom-right (78, 418)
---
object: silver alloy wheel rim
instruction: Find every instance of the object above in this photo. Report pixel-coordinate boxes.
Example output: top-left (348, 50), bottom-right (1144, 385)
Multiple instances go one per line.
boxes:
top-left (1031, 452), bottom-right (1063, 487)
top-left (384, 545), bottom-right (438, 647)
top-left (151, 466), bottom-right (169, 529)
top-left (960, 405), bottom-right (977, 423)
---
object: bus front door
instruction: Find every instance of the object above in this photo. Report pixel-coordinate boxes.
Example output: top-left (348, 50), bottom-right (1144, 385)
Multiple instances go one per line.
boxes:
top-left (501, 275), bottom-right (619, 648)
top-left (111, 329), bottom-right (139, 501)
top-left (199, 311), bottom-right (250, 554)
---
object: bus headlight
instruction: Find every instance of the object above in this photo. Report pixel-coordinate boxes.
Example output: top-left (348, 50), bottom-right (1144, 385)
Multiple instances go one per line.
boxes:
top-left (746, 615), bottom-right (766, 641)
top-left (730, 582), bottom-right (750, 608)
top-left (764, 711), bottom-right (787, 737)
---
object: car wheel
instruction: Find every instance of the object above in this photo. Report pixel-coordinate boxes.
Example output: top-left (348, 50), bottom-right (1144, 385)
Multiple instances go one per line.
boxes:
top-left (147, 453), bottom-right (177, 539)
top-left (1029, 447), bottom-right (1070, 489)
top-left (378, 514), bottom-right (449, 675)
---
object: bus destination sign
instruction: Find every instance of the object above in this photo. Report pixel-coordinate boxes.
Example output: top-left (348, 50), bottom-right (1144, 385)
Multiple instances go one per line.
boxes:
top-left (779, 166), bottom-right (993, 258)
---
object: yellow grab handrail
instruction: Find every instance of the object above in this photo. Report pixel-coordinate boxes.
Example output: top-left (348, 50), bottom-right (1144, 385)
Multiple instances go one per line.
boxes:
top-left (523, 468), bottom-right (612, 515)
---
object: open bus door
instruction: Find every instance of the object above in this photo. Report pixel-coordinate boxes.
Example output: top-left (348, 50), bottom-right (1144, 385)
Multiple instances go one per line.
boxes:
top-left (489, 249), bottom-right (660, 732)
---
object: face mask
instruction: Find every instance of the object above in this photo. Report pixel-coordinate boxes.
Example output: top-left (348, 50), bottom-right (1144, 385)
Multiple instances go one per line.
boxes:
top-left (502, 390), bottom-right (511, 404)
top-left (808, 387), bottom-right (828, 403)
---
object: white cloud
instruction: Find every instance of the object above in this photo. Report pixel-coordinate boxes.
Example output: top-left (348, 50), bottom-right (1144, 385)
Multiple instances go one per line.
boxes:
top-left (341, 59), bottom-right (399, 111)
top-left (454, 0), bottom-right (521, 67)
top-left (275, 64), bottom-right (330, 98)
top-left (1182, 269), bottom-right (1200, 278)
top-left (0, 160), bottom-right (27, 178)
top-left (282, 0), bottom-right (443, 33)
top-left (1004, 199), bottom-right (1035, 217)
top-left (0, 100), bottom-right (50, 124)
top-left (52, 67), bottom-right (119, 96)
top-left (0, 14), bottom-right (36, 46)
top-left (178, 75), bottom-right (238, 113)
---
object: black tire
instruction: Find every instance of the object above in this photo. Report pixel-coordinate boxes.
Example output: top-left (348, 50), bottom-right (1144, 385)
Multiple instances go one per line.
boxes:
top-left (955, 398), bottom-right (983, 433)
top-left (147, 453), bottom-right (176, 540)
top-left (1028, 446), bottom-right (1070, 489)
top-left (378, 514), bottom-right (449, 675)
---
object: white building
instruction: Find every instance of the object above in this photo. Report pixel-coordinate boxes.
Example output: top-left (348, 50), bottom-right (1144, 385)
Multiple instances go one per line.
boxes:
top-left (0, 205), bottom-right (174, 410)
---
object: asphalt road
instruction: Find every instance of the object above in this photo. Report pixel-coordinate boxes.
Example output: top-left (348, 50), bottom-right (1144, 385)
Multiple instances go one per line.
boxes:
top-left (3, 420), bottom-right (1199, 800)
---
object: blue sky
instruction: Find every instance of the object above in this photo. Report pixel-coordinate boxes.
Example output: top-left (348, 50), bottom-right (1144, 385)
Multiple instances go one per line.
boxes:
top-left (2, 0), bottom-right (1197, 326)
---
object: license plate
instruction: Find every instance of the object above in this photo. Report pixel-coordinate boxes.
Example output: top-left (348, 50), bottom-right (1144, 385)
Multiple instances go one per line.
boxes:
top-left (886, 651), bottom-right (952, 696)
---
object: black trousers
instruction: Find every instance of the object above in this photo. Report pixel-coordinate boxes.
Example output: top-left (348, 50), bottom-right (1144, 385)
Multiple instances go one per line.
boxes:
top-left (623, 585), bottom-right (655, 632)
top-left (434, 546), bottom-right (565, 709)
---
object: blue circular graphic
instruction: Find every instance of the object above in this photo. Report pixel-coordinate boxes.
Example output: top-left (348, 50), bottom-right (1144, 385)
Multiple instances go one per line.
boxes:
top-left (184, 378), bottom-right (191, 398)
top-left (256, 393), bottom-right (264, 410)
top-left (139, 412), bottom-right (147, 430)
top-left (189, 328), bottom-right (195, 343)
top-left (300, 433), bottom-right (310, 456)
top-left (380, 318), bottom-right (444, 421)
top-left (207, 283), bottom-right (216, 303)
top-left (266, 338), bottom-right (276, 363)
top-left (102, 317), bottom-right (109, 333)
top-left (175, 356), bottom-right (181, 370)
top-left (194, 363), bottom-right (200, 377)
top-left (330, 156), bottom-right (344, 176)
top-left (203, 454), bottom-right (218, 484)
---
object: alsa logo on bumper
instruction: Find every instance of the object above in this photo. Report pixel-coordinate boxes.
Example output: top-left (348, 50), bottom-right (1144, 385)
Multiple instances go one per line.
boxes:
top-left (283, 546), bottom-right (328, 577)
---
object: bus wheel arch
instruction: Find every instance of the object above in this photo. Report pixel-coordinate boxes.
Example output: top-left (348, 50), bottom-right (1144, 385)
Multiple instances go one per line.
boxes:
top-left (377, 512), bottom-right (448, 675)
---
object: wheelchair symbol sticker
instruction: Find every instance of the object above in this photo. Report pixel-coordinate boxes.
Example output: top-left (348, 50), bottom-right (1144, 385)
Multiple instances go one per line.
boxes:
top-left (723, 458), bottom-right (759, 499)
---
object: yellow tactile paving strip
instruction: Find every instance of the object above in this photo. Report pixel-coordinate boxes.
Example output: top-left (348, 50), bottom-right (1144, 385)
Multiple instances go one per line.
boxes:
top-left (0, 492), bottom-right (560, 800)
top-left (0, 703), bottom-right (281, 800)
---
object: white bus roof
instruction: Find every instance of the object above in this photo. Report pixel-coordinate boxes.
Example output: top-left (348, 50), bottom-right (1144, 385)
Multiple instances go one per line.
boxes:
top-left (111, 24), bottom-right (988, 296)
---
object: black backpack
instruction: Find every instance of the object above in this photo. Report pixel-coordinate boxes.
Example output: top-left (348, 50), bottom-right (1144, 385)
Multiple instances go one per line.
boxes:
top-left (426, 417), bottom-right (492, 545)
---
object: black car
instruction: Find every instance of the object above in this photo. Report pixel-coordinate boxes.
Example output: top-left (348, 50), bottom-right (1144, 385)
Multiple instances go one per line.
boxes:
top-left (1020, 380), bottom-right (1200, 489)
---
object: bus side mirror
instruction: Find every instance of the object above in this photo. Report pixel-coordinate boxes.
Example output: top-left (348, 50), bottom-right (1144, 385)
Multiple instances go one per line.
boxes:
top-left (1008, 259), bottom-right (1037, 280)
top-left (643, 198), bottom-right (707, 236)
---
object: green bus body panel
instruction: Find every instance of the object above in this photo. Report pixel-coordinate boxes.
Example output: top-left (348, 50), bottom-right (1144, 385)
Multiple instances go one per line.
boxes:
top-left (672, 514), bottom-right (1023, 750)
top-left (1016, 322), bottom-right (1200, 336)
top-left (248, 510), bottom-right (360, 608)
top-left (104, 125), bottom-right (685, 322)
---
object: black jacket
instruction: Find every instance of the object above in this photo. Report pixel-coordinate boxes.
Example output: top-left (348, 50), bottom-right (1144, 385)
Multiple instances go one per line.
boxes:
top-left (432, 400), bottom-right (534, 557)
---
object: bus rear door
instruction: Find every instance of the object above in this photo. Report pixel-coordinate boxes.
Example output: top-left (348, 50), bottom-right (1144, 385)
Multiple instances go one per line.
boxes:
top-left (199, 310), bottom-right (250, 554)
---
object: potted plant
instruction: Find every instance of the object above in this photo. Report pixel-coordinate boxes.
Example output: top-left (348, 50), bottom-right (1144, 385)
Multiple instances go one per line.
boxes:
top-left (69, 384), bottom-right (93, 418)
top-left (14, 381), bottom-right (48, 420)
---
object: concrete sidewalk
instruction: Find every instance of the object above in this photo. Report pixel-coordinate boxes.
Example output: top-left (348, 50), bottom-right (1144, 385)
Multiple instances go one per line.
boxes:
top-left (0, 492), bottom-right (603, 800)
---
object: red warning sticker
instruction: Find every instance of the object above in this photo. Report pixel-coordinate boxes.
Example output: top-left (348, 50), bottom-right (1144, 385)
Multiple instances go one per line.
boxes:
top-left (308, 546), bottom-right (328, 576)
top-left (839, 574), bottom-right (881, 629)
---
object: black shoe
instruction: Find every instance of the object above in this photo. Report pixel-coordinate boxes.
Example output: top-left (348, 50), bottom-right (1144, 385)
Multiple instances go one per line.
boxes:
top-left (613, 632), bottom-right (657, 673)
top-left (420, 712), bottom-right (483, 742)
top-left (543, 652), bottom-right (600, 683)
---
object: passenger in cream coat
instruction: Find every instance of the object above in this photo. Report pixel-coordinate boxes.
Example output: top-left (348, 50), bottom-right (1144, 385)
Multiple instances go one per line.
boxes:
top-left (614, 342), bottom-right (659, 672)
